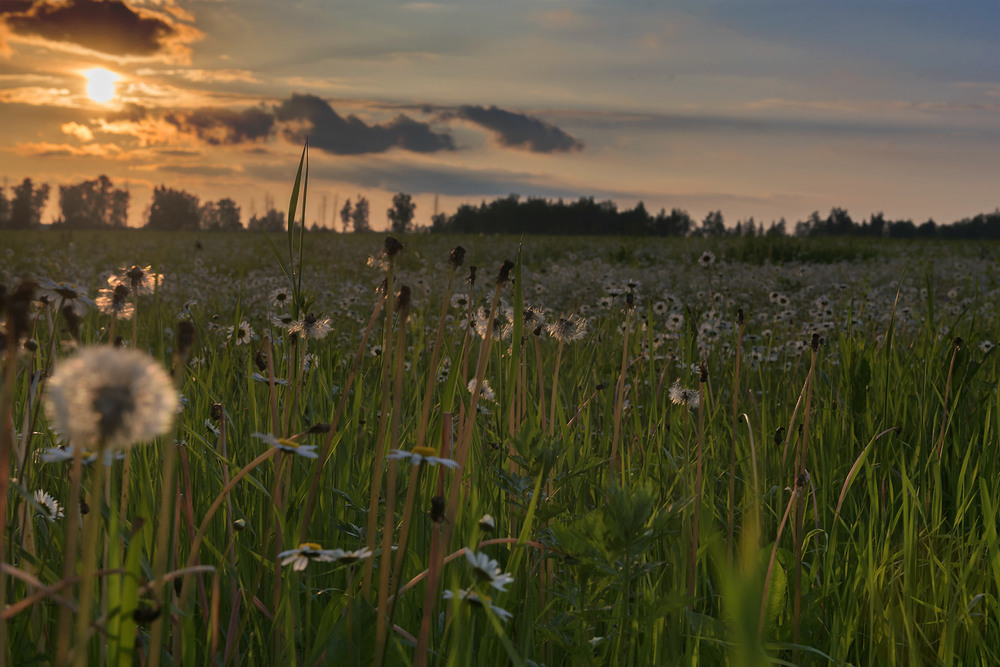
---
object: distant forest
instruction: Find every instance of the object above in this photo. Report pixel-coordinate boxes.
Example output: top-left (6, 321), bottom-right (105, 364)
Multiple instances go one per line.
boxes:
top-left (2, 175), bottom-right (998, 240)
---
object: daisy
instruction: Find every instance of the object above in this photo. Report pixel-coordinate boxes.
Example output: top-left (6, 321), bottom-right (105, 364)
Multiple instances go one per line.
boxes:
top-left (269, 287), bottom-right (292, 309)
top-left (697, 251), bottom-right (716, 268)
top-left (443, 589), bottom-right (513, 622)
top-left (465, 550), bottom-right (515, 592)
top-left (44, 346), bottom-right (179, 450)
top-left (33, 490), bottom-right (64, 521)
top-left (228, 320), bottom-right (254, 346)
top-left (253, 432), bottom-right (318, 458)
top-left (39, 445), bottom-right (126, 465)
top-left (277, 542), bottom-right (340, 571)
top-left (387, 446), bottom-right (459, 468)
top-left (35, 278), bottom-right (94, 316)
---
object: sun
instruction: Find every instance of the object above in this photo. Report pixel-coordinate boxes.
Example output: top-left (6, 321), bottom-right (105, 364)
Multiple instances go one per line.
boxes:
top-left (82, 67), bottom-right (120, 103)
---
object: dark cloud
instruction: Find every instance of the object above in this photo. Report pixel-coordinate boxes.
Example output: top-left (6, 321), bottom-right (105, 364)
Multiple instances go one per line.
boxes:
top-left (1, 0), bottom-right (197, 59)
top-left (274, 93), bottom-right (455, 155)
top-left (164, 107), bottom-right (274, 145)
top-left (453, 105), bottom-right (583, 153)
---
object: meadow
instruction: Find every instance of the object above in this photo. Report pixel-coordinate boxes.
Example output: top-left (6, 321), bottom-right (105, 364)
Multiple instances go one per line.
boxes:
top-left (1, 226), bottom-right (998, 666)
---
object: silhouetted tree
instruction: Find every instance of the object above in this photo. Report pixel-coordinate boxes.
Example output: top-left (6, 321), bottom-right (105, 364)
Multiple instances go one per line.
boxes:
top-left (251, 209), bottom-right (285, 233)
top-left (58, 175), bottom-right (129, 228)
top-left (7, 178), bottom-right (49, 229)
top-left (351, 196), bottom-right (370, 232)
top-left (387, 192), bottom-right (416, 234)
top-left (201, 198), bottom-right (242, 231)
top-left (147, 186), bottom-right (199, 231)
top-left (700, 210), bottom-right (725, 237)
top-left (339, 198), bottom-right (353, 233)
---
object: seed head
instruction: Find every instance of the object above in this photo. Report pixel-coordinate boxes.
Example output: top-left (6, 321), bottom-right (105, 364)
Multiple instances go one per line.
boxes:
top-left (45, 346), bottom-right (179, 451)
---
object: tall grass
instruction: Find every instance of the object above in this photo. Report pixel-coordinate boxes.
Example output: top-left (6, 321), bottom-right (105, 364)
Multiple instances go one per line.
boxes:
top-left (1, 198), bottom-right (999, 665)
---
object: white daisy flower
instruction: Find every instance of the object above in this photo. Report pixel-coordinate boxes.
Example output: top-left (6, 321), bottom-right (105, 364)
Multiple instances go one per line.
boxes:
top-left (33, 490), bottom-right (64, 521)
top-left (253, 432), bottom-right (318, 458)
top-left (387, 446), bottom-right (459, 468)
top-left (443, 589), bottom-right (513, 622)
top-left (465, 550), bottom-right (515, 592)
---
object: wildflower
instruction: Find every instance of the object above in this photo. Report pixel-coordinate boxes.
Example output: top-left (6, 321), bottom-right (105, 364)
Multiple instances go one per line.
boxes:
top-left (443, 589), bottom-right (513, 622)
top-left (665, 312), bottom-right (684, 332)
top-left (478, 514), bottom-right (496, 532)
top-left (250, 372), bottom-right (288, 386)
top-left (277, 543), bottom-right (338, 571)
top-left (271, 313), bottom-right (294, 330)
top-left (546, 315), bottom-right (588, 343)
top-left (652, 300), bottom-right (668, 316)
top-left (270, 287), bottom-right (292, 309)
top-left (33, 490), bottom-right (64, 521)
top-left (450, 293), bottom-right (470, 310)
top-left (334, 547), bottom-right (374, 564)
top-left (95, 284), bottom-right (134, 320)
top-left (228, 320), bottom-right (254, 346)
top-left (253, 432), bottom-right (318, 458)
top-left (388, 446), bottom-right (460, 468)
top-left (39, 445), bottom-right (126, 465)
top-left (697, 251), bottom-right (716, 268)
top-left (466, 550), bottom-right (515, 591)
top-left (113, 264), bottom-right (162, 296)
top-left (979, 340), bottom-right (994, 354)
top-left (668, 379), bottom-right (700, 410)
top-left (467, 378), bottom-right (495, 402)
top-left (36, 278), bottom-right (94, 316)
top-left (44, 346), bottom-right (179, 450)
top-left (289, 313), bottom-right (332, 340)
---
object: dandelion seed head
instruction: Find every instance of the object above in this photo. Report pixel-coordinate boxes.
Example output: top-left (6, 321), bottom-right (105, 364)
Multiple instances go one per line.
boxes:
top-left (45, 346), bottom-right (178, 450)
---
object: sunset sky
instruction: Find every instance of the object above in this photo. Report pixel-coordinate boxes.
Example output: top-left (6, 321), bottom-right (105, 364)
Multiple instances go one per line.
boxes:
top-left (1, 0), bottom-right (998, 231)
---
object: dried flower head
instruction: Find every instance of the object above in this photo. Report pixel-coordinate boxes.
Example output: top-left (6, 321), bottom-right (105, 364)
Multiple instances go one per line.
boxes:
top-left (96, 284), bottom-right (134, 320)
top-left (114, 264), bottom-right (162, 296)
top-left (450, 246), bottom-right (466, 269)
top-left (546, 315), bottom-right (588, 343)
top-left (45, 346), bottom-right (179, 450)
top-left (668, 380), bottom-right (700, 410)
top-left (289, 313), bottom-right (332, 340)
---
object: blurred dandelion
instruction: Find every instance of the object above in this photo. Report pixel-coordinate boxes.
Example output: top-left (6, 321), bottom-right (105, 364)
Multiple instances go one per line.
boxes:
top-left (44, 346), bottom-right (178, 450)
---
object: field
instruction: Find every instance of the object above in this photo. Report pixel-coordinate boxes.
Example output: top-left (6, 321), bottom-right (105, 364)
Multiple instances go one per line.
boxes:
top-left (1, 228), bottom-right (999, 666)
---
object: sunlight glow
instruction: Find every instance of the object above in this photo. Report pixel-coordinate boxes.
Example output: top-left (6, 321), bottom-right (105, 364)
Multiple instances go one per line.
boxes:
top-left (82, 67), bottom-right (120, 103)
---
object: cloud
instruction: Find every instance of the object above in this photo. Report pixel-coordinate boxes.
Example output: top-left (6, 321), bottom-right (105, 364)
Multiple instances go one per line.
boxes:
top-left (61, 121), bottom-right (94, 141)
top-left (164, 107), bottom-right (274, 145)
top-left (274, 93), bottom-right (455, 155)
top-left (0, 0), bottom-right (202, 62)
top-left (7, 141), bottom-right (128, 159)
top-left (452, 105), bottom-right (584, 153)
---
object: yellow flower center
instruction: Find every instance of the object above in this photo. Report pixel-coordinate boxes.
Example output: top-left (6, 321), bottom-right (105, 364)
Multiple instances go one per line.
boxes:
top-left (299, 542), bottom-right (322, 551)
top-left (411, 446), bottom-right (438, 458)
top-left (278, 438), bottom-right (300, 449)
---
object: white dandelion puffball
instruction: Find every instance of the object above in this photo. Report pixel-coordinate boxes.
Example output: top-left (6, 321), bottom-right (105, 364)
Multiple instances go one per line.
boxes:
top-left (45, 346), bottom-right (179, 450)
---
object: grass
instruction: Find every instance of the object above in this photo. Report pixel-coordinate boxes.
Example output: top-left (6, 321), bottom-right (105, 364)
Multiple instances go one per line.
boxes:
top-left (1, 219), bottom-right (998, 666)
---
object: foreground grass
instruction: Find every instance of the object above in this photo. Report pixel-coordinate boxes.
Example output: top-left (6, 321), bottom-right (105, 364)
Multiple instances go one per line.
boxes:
top-left (1, 229), bottom-right (998, 666)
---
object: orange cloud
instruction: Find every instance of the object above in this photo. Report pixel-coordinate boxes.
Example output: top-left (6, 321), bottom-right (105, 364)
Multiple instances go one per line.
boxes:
top-left (61, 121), bottom-right (95, 141)
top-left (8, 141), bottom-right (132, 159)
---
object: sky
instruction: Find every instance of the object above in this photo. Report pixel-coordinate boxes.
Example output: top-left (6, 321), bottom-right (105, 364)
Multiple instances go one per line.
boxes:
top-left (1, 0), bottom-right (998, 231)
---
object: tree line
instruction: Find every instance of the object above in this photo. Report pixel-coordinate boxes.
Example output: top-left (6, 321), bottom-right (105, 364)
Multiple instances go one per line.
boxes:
top-left (429, 194), bottom-right (1000, 239)
top-left (0, 176), bottom-right (417, 234)
top-left (1, 175), bottom-right (997, 239)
